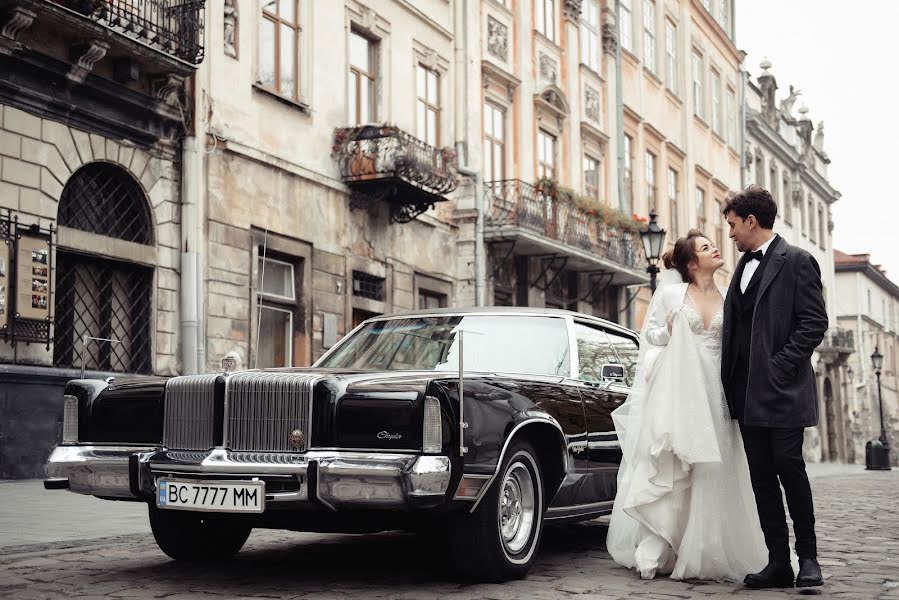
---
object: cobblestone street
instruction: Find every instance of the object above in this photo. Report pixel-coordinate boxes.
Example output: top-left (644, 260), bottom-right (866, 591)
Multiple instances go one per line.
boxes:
top-left (0, 465), bottom-right (896, 599)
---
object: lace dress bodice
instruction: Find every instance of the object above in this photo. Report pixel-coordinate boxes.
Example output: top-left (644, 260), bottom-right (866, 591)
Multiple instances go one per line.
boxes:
top-left (682, 292), bottom-right (724, 357)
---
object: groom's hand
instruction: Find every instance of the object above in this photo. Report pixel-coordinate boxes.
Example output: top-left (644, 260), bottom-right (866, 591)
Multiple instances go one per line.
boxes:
top-left (667, 312), bottom-right (674, 334)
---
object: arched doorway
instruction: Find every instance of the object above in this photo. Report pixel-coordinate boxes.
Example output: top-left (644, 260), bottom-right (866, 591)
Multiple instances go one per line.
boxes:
top-left (53, 162), bottom-right (155, 374)
top-left (824, 378), bottom-right (838, 461)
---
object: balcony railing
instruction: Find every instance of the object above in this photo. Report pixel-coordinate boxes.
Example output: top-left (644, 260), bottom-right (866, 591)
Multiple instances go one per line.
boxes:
top-left (49, 0), bottom-right (205, 65)
top-left (820, 327), bottom-right (855, 354)
top-left (484, 180), bottom-right (644, 270)
top-left (333, 125), bottom-right (459, 222)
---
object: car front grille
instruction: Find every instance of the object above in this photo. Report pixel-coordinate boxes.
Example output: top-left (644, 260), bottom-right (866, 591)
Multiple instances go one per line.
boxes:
top-left (226, 372), bottom-right (317, 453)
top-left (163, 374), bottom-right (218, 451)
top-left (162, 372), bottom-right (317, 453)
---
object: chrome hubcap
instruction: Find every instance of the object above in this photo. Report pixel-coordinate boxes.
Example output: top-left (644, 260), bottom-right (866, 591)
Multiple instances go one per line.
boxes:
top-left (499, 462), bottom-right (535, 554)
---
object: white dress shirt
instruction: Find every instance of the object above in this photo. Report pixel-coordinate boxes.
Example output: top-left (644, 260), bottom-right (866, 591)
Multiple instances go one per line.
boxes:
top-left (739, 235), bottom-right (777, 293)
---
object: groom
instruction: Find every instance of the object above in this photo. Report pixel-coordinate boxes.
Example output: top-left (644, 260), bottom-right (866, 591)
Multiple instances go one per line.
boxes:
top-left (720, 185), bottom-right (828, 589)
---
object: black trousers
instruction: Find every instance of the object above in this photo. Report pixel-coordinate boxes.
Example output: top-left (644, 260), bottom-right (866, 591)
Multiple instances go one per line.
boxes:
top-left (740, 425), bottom-right (817, 562)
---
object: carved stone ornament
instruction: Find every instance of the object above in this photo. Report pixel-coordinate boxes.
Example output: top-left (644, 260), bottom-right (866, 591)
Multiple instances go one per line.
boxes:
top-left (563, 0), bottom-right (583, 22)
top-left (360, 6), bottom-right (376, 31)
top-left (487, 16), bottom-right (508, 62)
top-left (779, 84), bottom-right (802, 120)
top-left (224, 0), bottom-right (238, 58)
top-left (153, 73), bottom-right (186, 106)
top-left (585, 87), bottom-right (600, 122)
top-left (601, 6), bottom-right (618, 53)
top-left (814, 120), bottom-right (825, 152)
top-left (67, 40), bottom-right (110, 84)
top-left (0, 6), bottom-right (36, 55)
top-left (539, 53), bottom-right (558, 85)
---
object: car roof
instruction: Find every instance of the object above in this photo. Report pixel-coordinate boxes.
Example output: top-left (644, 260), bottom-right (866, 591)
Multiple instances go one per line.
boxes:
top-left (363, 306), bottom-right (637, 337)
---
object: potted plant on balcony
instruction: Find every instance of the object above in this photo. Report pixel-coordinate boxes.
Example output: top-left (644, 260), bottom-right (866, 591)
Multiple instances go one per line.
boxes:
top-left (63, 0), bottom-right (108, 17)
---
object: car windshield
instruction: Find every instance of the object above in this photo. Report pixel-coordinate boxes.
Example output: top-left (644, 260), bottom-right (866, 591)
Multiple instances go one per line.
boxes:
top-left (318, 315), bottom-right (571, 377)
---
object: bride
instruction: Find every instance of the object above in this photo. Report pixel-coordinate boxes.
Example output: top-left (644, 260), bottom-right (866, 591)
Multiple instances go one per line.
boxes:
top-left (607, 230), bottom-right (768, 581)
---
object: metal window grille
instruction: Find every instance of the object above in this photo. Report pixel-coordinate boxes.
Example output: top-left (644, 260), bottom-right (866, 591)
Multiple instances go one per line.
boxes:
top-left (53, 252), bottom-right (153, 374)
top-left (352, 270), bottom-right (385, 301)
top-left (58, 163), bottom-right (153, 245)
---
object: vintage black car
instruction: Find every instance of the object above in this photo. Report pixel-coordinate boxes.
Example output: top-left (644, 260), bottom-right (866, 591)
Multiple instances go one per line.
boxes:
top-left (45, 308), bottom-right (639, 581)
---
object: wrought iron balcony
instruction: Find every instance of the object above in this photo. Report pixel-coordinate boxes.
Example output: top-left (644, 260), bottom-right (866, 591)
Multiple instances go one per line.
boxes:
top-left (333, 125), bottom-right (459, 223)
top-left (819, 327), bottom-right (855, 355)
top-left (44, 0), bottom-right (205, 65)
top-left (484, 180), bottom-right (645, 272)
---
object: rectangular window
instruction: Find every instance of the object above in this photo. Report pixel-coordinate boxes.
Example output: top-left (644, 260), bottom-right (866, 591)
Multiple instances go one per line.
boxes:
top-left (644, 151), bottom-right (656, 211)
top-left (719, 0), bottom-right (730, 31)
top-left (624, 134), bottom-right (634, 211)
top-left (755, 155), bottom-right (764, 187)
top-left (769, 163), bottom-right (778, 214)
top-left (807, 198), bottom-right (814, 239)
top-left (714, 199), bottom-right (724, 256)
top-left (348, 30), bottom-right (376, 125)
top-left (416, 64), bottom-right (440, 146)
top-left (581, 0), bottom-right (600, 71)
top-left (818, 206), bottom-right (826, 248)
top-left (352, 270), bottom-right (385, 301)
top-left (783, 173), bottom-right (793, 223)
top-left (711, 71), bottom-right (721, 134)
top-left (692, 50), bottom-right (703, 117)
top-left (259, 0), bottom-right (301, 101)
top-left (536, 0), bottom-right (556, 42)
top-left (256, 254), bottom-right (298, 369)
top-left (726, 88), bottom-right (737, 146)
top-left (667, 167), bottom-right (678, 238)
top-left (800, 193), bottom-right (807, 236)
top-left (538, 130), bottom-right (557, 180)
top-left (695, 187), bottom-right (706, 230)
top-left (418, 289), bottom-right (447, 310)
top-left (665, 20), bottom-right (677, 94)
top-left (620, 0), bottom-right (633, 52)
top-left (584, 155), bottom-right (600, 200)
top-left (483, 101), bottom-right (505, 182)
top-left (643, 0), bottom-right (656, 73)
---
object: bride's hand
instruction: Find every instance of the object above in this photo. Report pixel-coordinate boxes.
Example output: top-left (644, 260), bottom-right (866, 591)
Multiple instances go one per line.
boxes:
top-left (667, 311), bottom-right (675, 334)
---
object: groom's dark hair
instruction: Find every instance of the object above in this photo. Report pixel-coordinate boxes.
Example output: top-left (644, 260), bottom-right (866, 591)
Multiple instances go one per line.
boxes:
top-left (721, 184), bottom-right (777, 229)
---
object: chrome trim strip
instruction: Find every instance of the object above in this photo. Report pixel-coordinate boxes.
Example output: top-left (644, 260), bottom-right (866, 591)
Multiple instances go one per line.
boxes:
top-left (469, 416), bottom-right (568, 513)
top-left (544, 500), bottom-right (614, 520)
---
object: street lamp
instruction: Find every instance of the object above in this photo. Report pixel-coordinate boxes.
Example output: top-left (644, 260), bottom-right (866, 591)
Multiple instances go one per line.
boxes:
top-left (640, 209), bottom-right (667, 293)
top-left (865, 346), bottom-right (891, 470)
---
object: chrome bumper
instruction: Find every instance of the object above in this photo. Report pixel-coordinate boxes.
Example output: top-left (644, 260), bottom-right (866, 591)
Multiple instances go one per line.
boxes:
top-left (45, 445), bottom-right (452, 510)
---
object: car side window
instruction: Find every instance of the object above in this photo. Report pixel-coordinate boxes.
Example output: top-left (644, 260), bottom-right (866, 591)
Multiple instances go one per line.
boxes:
top-left (573, 322), bottom-right (616, 382)
top-left (603, 329), bottom-right (639, 386)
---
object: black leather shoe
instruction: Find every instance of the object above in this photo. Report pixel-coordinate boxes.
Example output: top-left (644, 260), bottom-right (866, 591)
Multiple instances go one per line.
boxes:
top-left (744, 562), bottom-right (794, 589)
top-left (796, 557), bottom-right (824, 587)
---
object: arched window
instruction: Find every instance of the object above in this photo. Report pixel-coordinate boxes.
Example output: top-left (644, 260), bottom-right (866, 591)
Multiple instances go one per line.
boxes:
top-left (53, 163), bottom-right (154, 374)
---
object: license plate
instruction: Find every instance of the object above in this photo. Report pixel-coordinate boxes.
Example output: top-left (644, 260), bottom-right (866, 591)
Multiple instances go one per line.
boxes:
top-left (156, 478), bottom-right (265, 513)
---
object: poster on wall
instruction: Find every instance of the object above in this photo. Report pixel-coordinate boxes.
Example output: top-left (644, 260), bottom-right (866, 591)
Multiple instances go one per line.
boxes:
top-left (0, 239), bottom-right (8, 333)
top-left (15, 233), bottom-right (52, 322)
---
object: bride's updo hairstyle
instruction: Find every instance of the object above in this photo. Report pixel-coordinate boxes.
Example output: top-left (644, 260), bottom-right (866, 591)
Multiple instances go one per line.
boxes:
top-left (661, 229), bottom-right (707, 283)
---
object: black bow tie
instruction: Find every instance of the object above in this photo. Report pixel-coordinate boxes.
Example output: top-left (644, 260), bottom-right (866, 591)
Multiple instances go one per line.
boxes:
top-left (746, 250), bottom-right (764, 261)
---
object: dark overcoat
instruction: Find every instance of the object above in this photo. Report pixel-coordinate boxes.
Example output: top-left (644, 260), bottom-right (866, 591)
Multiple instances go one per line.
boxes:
top-left (721, 235), bottom-right (828, 428)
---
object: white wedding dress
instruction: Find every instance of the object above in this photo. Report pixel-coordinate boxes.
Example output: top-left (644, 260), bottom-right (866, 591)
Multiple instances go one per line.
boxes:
top-left (606, 273), bottom-right (768, 582)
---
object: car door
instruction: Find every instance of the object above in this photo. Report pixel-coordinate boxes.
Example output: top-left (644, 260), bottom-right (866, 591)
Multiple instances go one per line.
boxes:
top-left (570, 320), bottom-right (638, 503)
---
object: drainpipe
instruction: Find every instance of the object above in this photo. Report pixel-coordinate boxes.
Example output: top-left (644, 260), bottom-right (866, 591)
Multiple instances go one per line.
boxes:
top-left (180, 136), bottom-right (200, 375)
top-left (457, 149), bottom-right (485, 307)
top-left (740, 69), bottom-right (748, 188)
top-left (614, 0), bottom-right (626, 213)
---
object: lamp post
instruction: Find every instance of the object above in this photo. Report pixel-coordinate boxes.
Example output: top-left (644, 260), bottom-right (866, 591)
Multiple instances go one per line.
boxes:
top-left (639, 209), bottom-right (667, 293)
top-left (865, 346), bottom-right (891, 470)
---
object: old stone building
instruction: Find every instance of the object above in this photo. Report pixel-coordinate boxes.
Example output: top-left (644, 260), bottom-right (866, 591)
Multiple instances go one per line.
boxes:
top-left (744, 60), bottom-right (851, 463)
top-left (0, 0), bottom-right (203, 477)
top-left (834, 251), bottom-right (899, 466)
top-left (477, 0), bottom-right (741, 328)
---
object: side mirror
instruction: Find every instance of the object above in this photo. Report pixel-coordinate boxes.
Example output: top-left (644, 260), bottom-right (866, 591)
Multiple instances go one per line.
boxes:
top-left (600, 363), bottom-right (625, 383)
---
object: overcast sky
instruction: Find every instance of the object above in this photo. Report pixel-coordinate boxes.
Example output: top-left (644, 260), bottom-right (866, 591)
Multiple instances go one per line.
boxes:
top-left (736, 0), bottom-right (899, 281)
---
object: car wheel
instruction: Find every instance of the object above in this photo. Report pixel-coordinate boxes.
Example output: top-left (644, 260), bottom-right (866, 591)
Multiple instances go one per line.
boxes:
top-left (148, 504), bottom-right (252, 561)
top-left (448, 439), bottom-right (544, 582)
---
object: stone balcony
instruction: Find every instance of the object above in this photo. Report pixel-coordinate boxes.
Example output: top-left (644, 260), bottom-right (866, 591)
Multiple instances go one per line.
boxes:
top-left (333, 125), bottom-right (459, 223)
top-left (483, 179), bottom-right (648, 285)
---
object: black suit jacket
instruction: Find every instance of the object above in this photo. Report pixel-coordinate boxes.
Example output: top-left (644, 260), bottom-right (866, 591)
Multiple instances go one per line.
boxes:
top-left (721, 236), bottom-right (828, 428)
